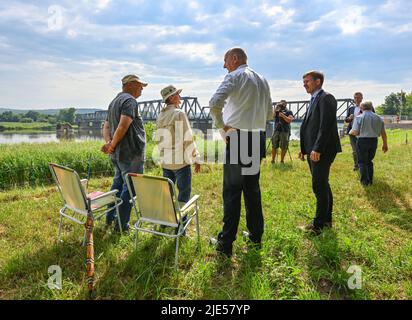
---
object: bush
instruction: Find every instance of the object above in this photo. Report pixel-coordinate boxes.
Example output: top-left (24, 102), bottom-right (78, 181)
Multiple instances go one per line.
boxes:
top-left (20, 118), bottom-right (34, 123)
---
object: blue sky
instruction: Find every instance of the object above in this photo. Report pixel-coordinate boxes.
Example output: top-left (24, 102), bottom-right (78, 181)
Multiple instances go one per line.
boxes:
top-left (0, 0), bottom-right (411, 109)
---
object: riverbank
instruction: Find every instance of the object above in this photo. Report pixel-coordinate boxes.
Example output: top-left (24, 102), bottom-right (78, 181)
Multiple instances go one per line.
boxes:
top-left (0, 122), bottom-right (55, 132)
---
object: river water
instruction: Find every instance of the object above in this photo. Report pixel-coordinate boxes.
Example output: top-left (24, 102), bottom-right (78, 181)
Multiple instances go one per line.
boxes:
top-left (0, 131), bottom-right (104, 144)
top-left (0, 123), bottom-right (344, 145)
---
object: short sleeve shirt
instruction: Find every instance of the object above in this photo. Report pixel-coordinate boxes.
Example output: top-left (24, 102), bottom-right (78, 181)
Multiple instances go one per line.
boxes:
top-left (106, 92), bottom-right (146, 162)
top-left (352, 110), bottom-right (384, 138)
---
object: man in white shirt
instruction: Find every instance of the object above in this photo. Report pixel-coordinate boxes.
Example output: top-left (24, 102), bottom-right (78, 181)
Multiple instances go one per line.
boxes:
top-left (209, 48), bottom-right (273, 257)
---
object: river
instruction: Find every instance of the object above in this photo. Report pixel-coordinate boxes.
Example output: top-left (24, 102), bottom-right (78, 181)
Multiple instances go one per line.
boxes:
top-left (0, 123), bottom-right (344, 145)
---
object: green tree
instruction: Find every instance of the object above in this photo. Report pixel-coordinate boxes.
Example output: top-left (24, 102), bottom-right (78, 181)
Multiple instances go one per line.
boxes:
top-left (405, 91), bottom-right (412, 117)
top-left (0, 111), bottom-right (21, 122)
top-left (376, 92), bottom-right (406, 115)
top-left (57, 108), bottom-right (76, 124)
top-left (24, 110), bottom-right (40, 122)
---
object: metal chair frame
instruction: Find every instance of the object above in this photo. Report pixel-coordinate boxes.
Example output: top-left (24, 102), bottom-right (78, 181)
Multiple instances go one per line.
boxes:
top-left (49, 163), bottom-right (123, 244)
top-left (126, 173), bottom-right (200, 269)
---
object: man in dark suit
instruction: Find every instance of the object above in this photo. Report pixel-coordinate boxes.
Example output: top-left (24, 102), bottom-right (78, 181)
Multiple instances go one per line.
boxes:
top-left (299, 71), bottom-right (342, 235)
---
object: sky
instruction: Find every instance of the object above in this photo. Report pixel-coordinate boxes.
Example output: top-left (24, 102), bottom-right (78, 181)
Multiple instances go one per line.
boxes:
top-left (0, 0), bottom-right (411, 110)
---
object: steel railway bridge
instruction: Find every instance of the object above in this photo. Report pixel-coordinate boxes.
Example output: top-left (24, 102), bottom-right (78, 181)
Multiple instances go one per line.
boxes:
top-left (77, 97), bottom-right (355, 133)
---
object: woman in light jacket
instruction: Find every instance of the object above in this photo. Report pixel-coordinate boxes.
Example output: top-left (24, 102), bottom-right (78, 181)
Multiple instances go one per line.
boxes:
top-left (156, 85), bottom-right (201, 204)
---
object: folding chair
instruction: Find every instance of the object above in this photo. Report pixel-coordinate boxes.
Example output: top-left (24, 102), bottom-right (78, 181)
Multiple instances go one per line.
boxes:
top-left (49, 163), bottom-right (123, 244)
top-left (126, 173), bottom-right (200, 269)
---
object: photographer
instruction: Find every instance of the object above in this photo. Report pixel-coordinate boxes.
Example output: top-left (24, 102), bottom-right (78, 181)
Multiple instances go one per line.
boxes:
top-left (271, 100), bottom-right (294, 164)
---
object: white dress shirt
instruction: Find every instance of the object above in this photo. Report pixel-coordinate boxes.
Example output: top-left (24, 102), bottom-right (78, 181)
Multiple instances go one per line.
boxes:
top-left (209, 64), bottom-right (273, 131)
top-left (354, 105), bottom-right (362, 117)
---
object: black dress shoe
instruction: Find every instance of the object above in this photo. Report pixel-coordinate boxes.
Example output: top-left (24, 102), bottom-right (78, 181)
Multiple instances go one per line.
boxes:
top-left (299, 224), bottom-right (322, 235)
top-left (242, 231), bottom-right (262, 250)
top-left (210, 237), bottom-right (232, 258)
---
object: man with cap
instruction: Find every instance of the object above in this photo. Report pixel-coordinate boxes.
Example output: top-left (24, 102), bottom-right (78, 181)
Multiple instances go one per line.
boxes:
top-left (101, 74), bottom-right (147, 233)
top-left (156, 85), bottom-right (201, 205)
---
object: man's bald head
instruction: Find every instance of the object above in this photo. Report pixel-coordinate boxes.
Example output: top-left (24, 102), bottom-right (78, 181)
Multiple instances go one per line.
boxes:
top-left (225, 48), bottom-right (248, 64)
top-left (224, 48), bottom-right (248, 72)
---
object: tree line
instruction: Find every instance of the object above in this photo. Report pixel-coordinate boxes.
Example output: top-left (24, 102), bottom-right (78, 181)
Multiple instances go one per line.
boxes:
top-left (376, 91), bottom-right (412, 118)
top-left (0, 108), bottom-right (76, 124)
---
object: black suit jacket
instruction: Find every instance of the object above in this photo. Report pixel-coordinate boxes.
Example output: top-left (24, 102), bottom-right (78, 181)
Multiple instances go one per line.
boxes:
top-left (345, 106), bottom-right (355, 133)
top-left (300, 90), bottom-right (342, 157)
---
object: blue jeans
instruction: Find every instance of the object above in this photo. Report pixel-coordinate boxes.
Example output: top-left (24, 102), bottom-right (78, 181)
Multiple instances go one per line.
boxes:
top-left (162, 165), bottom-right (192, 203)
top-left (107, 158), bottom-right (144, 231)
top-left (357, 138), bottom-right (378, 186)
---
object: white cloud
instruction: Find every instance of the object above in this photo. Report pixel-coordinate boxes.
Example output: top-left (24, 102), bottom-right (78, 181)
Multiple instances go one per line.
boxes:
top-left (129, 43), bottom-right (148, 52)
top-left (1, 53), bottom-right (409, 109)
top-left (337, 6), bottom-right (368, 35)
top-left (0, 36), bottom-right (10, 49)
top-left (306, 5), bottom-right (382, 35)
top-left (158, 43), bottom-right (221, 65)
top-left (93, 0), bottom-right (112, 9)
top-left (258, 1), bottom-right (295, 28)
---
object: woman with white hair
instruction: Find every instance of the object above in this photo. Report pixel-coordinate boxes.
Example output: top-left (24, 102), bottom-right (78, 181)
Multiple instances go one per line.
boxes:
top-left (156, 85), bottom-right (201, 204)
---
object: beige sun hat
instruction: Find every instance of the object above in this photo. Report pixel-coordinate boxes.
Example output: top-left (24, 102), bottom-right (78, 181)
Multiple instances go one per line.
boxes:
top-left (161, 85), bottom-right (182, 103)
top-left (121, 74), bottom-right (148, 87)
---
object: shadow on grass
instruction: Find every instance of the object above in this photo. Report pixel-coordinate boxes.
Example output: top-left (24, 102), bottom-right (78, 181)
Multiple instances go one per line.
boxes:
top-left (306, 229), bottom-right (370, 300)
top-left (93, 232), bottom-right (177, 300)
top-left (364, 179), bottom-right (412, 232)
top-left (0, 226), bottom-right (123, 299)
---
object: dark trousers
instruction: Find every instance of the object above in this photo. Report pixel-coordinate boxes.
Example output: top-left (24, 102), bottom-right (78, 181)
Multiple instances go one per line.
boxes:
top-left (307, 154), bottom-right (336, 228)
top-left (218, 131), bottom-right (265, 250)
top-left (349, 134), bottom-right (359, 168)
top-left (163, 165), bottom-right (192, 203)
top-left (356, 138), bottom-right (378, 186)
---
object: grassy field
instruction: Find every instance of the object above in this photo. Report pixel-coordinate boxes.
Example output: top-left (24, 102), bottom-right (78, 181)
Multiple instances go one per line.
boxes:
top-left (0, 130), bottom-right (411, 300)
top-left (0, 122), bottom-right (55, 132)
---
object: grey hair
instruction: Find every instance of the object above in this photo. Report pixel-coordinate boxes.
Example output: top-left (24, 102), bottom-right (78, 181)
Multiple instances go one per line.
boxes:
top-left (361, 101), bottom-right (374, 110)
top-left (226, 48), bottom-right (248, 63)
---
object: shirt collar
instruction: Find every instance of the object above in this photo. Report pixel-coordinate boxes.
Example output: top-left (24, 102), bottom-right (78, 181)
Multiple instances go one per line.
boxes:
top-left (311, 89), bottom-right (322, 98)
top-left (162, 104), bottom-right (179, 111)
top-left (230, 64), bottom-right (248, 74)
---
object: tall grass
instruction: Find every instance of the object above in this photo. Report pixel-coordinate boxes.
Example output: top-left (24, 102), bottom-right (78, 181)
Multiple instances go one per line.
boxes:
top-left (0, 141), bottom-right (112, 189)
top-left (0, 123), bottom-right (159, 189)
